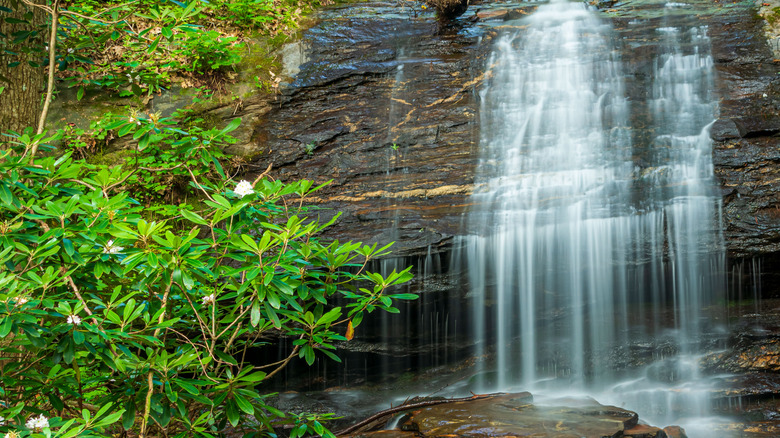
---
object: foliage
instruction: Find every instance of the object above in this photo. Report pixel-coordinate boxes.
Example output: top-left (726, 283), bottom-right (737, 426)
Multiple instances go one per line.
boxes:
top-left (2, 0), bottom-right (322, 100)
top-left (0, 121), bottom-right (415, 437)
top-left (0, 1), bottom-right (416, 436)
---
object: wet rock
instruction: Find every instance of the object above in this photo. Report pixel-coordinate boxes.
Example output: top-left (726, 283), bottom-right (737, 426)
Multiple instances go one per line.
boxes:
top-left (337, 393), bottom-right (689, 438)
top-left (410, 394), bottom-right (641, 438)
top-left (711, 118), bottom-right (741, 141)
top-left (623, 424), bottom-right (666, 438)
top-left (662, 425), bottom-right (688, 438)
top-left (424, 0), bottom-right (469, 20)
top-left (733, 114), bottom-right (780, 138)
top-left (246, 0), bottom-right (780, 267)
top-left (700, 303), bottom-right (780, 373)
top-left (347, 432), bottom-right (417, 438)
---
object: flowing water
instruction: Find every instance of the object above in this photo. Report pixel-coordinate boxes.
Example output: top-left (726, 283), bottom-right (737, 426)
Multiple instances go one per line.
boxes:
top-left (459, 0), bottom-right (726, 431)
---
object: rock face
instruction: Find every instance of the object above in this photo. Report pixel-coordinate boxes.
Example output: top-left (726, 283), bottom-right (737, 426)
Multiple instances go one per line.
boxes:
top-left (340, 393), bottom-right (680, 438)
top-left (708, 7), bottom-right (780, 262)
top-left (250, 0), bottom-right (780, 276)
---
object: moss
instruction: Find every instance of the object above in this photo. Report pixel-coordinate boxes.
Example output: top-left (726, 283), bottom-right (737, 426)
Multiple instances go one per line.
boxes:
top-left (85, 149), bottom-right (134, 167)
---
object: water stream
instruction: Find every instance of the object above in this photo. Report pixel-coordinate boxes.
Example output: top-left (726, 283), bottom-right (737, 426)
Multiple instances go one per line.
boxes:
top-left (459, 0), bottom-right (727, 432)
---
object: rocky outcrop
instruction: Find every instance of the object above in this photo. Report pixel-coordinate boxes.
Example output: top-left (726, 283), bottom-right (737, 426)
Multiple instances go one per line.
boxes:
top-left (249, 1), bottom-right (780, 269)
top-left (339, 392), bottom-right (681, 438)
top-left (708, 6), bottom-right (780, 261)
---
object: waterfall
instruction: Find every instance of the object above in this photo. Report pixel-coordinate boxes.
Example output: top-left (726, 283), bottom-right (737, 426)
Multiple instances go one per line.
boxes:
top-left (460, 0), bottom-right (725, 430)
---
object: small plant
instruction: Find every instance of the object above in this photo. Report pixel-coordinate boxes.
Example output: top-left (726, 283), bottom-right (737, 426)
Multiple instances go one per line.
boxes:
top-left (304, 141), bottom-right (316, 155)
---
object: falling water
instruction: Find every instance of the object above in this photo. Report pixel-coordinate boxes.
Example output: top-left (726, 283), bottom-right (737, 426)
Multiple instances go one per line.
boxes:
top-left (460, 0), bottom-right (725, 430)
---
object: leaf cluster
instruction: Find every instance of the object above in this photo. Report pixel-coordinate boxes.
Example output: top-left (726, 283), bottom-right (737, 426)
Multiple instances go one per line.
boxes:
top-left (0, 121), bottom-right (415, 437)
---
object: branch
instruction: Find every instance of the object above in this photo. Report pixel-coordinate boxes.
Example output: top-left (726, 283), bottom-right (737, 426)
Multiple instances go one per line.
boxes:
top-left (186, 166), bottom-right (217, 203)
top-left (33, 0), bottom-right (60, 154)
top-left (140, 274), bottom-right (174, 438)
top-left (251, 163), bottom-right (273, 186)
top-left (262, 337), bottom-right (303, 381)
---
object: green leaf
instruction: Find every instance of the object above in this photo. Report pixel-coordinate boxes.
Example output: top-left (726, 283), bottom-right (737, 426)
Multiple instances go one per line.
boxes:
top-left (233, 393), bottom-right (254, 415)
top-left (0, 317), bottom-right (13, 337)
top-left (62, 238), bottom-right (75, 256)
top-left (174, 380), bottom-right (199, 395)
top-left (214, 349), bottom-right (238, 366)
top-left (319, 348), bottom-right (342, 363)
top-left (225, 399), bottom-right (240, 427)
top-left (181, 209), bottom-right (207, 225)
top-left (148, 35), bottom-right (161, 54)
top-left (0, 183), bottom-right (14, 206)
top-left (73, 330), bottom-right (85, 345)
top-left (221, 117), bottom-right (241, 134)
top-left (250, 300), bottom-right (261, 327)
top-left (122, 402), bottom-right (136, 430)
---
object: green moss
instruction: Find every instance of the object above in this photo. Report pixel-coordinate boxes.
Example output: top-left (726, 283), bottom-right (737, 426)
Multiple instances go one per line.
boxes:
top-left (85, 149), bottom-right (134, 167)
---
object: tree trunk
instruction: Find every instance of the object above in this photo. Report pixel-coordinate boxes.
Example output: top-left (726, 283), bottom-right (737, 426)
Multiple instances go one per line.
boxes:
top-left (0, 0), bottom-right (46, 133)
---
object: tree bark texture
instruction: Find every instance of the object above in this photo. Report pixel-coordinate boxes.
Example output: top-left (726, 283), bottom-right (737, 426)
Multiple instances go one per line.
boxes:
top-left (0, 0), bottom-right (46, 133)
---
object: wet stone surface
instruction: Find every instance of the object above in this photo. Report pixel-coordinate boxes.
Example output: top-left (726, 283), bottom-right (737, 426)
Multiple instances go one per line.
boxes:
top-left (248, 0), bottom-right (780, 267)
top-left (339, 392), bottom-right (688, 438)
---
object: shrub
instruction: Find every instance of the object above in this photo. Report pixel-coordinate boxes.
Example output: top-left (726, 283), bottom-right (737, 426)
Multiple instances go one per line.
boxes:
top-left (0, 122), bottom-right (414, 437)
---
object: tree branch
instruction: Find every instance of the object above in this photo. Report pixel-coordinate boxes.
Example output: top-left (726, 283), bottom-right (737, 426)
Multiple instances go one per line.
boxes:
top-left (33, 0), bottom-right (59, 153)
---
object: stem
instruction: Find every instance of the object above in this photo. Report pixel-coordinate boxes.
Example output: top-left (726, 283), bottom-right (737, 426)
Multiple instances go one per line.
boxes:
top-left (139, 370), bottom-right (154, 438)
top-left (140, 274), bottom-right (174, 437)
top-left (34, 0), bottom-right (59, 143)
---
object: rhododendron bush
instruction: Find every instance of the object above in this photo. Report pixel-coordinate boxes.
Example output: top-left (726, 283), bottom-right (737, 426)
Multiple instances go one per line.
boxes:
top-left (0, 126), bottom-right (413, 437)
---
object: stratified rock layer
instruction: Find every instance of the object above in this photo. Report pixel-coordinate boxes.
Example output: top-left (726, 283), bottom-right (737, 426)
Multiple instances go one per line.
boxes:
top-left (250, 0), bottom-right (780, 269)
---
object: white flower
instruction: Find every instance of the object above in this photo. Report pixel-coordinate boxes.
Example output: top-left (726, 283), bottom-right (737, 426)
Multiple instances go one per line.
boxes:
top-left (763, 93), bottom-right (769, 98)
top-left (104, 239), bottom-right (124, 254)
top-left (234, 180), bottom-right (254, 198)
top-left (201, 293), bottom-right (216, 305)
top-left (67, 48), bottom-right (74, 53)
top-left (16, 297), bottom-right (28, 305)
top-left (25, 414), bottom-right (48, 431)
top-left (67, 314), bottom-right (82, 325)
top-left (4, 430), bottom-right (19, 438)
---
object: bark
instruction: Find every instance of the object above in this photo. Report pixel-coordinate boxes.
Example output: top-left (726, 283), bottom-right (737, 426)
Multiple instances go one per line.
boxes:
top-left (0, 0), bottom-right (46, 133)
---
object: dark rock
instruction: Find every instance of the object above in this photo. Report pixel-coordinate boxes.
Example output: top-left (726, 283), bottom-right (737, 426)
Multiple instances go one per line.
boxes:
top-left (425, 0), bottom-right (469, 20)
top-left (247, 0), bottom-right (780, 267)
top-left (710, 118), bottom-right (741, 141)
top-left (733, 115), bottom-right (780, 138)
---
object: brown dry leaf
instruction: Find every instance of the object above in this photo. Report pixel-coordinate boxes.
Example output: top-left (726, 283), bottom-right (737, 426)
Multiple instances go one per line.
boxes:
top-left (346, 320), bottom-right (354, 340)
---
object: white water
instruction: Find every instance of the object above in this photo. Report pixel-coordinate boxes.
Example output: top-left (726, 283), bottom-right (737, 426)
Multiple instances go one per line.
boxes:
top-left (460, 0), bottom-right (726, 432)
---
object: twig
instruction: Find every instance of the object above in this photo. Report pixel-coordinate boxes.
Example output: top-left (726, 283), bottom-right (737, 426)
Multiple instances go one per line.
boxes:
top-left (262, 337), bottom-right (303, 381)
top-left (251, 163), bottom-right (273, 186)
top-left (186, 166), bottom-right (217, 203)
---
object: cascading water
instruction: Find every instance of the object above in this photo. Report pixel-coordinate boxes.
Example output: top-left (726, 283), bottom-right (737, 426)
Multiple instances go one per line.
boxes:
top-left (460, 0), bottom-right (725, 431)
